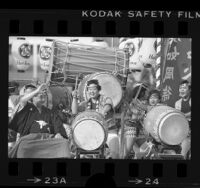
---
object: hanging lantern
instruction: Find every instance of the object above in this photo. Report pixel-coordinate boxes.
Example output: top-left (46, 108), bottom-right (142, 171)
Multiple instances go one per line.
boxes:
top-left (39, 39), bottom-right (53, 71)
top-left (11, 37), bottom-right (33, 72)
top-left (119, 38), bottom-right (141, 70)
top-left (138, 38), bottom-right (157, 67)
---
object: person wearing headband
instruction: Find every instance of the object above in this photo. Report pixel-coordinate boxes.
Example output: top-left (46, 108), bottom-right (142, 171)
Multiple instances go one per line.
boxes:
top-left (72, 79), bottom-right (113, 116)
top-left (71, 79), bottom-right (120, 159)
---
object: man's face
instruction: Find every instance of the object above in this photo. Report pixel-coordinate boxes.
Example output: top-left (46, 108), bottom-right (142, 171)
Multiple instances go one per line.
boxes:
top-left (87, 84), bottom-right (99, 99)
top-left (179, 83), bottom-right (190, 98)
top-left (32, 92), bottom-right (46, 106)
top-left (149, 94), bottom-right (160, 106)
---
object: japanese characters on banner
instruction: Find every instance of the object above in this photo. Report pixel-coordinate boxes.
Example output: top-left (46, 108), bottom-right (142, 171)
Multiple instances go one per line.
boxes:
top-left (161, 38), bottom-right (191, 107)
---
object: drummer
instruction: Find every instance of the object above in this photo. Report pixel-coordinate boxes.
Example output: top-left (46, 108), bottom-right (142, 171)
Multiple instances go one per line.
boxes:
top-left (146, 89), bottom-right (163, 111)
top-left (123, 83), bottom-right (149, 159)
top-left (71, 79), bottom-right (120, 159)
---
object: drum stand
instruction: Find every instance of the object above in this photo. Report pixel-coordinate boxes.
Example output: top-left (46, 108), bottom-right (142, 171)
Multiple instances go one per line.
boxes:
top-left (75, 145), bottom-right (106, 159)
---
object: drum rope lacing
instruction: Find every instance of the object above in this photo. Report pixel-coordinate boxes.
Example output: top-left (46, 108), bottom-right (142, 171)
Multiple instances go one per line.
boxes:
top-left (49, 41), bottom-right (130, 82)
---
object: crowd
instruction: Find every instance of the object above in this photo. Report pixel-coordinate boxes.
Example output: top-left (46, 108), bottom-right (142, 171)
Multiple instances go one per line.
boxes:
top-left (8, 79), bottom-right (191, 159)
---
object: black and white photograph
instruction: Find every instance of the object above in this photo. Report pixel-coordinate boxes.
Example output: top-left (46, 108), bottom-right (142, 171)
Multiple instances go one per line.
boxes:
top-left (8, 36), bottom-right (191, 160)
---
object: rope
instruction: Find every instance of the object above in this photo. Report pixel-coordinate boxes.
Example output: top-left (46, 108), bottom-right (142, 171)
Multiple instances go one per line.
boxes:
top-left (49, 40), bottom-right (130, 86)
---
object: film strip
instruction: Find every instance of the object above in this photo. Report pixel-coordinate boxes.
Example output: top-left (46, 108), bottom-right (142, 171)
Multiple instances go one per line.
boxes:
top-left (1, 9), bottom-right (200, 187)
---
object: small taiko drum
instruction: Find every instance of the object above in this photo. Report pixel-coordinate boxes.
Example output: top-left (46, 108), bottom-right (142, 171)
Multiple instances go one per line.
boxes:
top-left (143, 105), bottom-right (189, 145)
top-left (78, 72), bottom-right (123, 109)
top-left (72, 110), bottom-right (108, 151)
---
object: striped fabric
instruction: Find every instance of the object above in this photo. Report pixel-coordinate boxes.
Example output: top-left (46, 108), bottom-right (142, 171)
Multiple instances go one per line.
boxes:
top-left (156, 38), bottom-right (162, 88)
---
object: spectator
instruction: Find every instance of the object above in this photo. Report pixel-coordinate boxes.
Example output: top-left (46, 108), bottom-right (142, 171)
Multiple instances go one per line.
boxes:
top-left (175, 80), bottom-right (191, 159)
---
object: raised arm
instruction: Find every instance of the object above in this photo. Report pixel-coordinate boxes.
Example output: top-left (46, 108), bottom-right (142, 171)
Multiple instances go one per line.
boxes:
top-left (71, 90), bottom-right (79, 115)
top-left (19, 83), bottom-right (47, 104)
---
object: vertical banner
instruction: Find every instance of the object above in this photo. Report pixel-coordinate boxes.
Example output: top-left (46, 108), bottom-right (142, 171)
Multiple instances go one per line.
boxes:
top-left (161, 38), bottom-right (191, 107)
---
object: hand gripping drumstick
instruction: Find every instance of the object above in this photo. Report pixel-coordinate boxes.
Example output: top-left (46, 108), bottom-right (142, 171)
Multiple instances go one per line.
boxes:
top-left (74, 74), bottom-right (80, 100)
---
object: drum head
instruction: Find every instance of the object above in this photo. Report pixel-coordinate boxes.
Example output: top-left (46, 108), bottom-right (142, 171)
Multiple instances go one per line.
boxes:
top-left (73, 119), bottom-right (106, 151)
top-left (144, 105), bottom-right (189, 145)
top-left (159, 112), bottom-right (189, 145)
top-left (79, 72), bottom-right (123, 108)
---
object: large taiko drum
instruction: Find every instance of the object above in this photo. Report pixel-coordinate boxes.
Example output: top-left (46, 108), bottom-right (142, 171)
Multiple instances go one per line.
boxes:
top-left (47, 40), bottom-right (129, 85)
top-left (78, 72), bottom-right (123, 108)
top-left (72, 111), bottom-right (108, 151)
top-left (143, 105), bottom-right (189, 145)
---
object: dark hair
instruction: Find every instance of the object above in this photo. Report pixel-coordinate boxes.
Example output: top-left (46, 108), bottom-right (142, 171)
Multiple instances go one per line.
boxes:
top-left (180, 80), bottom-right (191, 89)
top-left (9, 81), bottom-right (19, 88)
top-left (147, 89), bottom-right (161, 102)
top-left (87, 79), bottom-right (101, 91)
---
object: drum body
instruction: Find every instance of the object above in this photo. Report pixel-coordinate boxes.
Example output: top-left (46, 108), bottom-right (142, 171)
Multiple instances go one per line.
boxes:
top-left (78, 72), bottom-right (123, 109)
top-left (143, 105), bottom-right (189, 145)
top-left (47, 40), bottom-right (129, 86)
top-left (72, 111), bottom-right (108, 151)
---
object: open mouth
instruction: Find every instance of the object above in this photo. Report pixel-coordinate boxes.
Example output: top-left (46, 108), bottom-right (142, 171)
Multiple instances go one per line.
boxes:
top-left (143, 63), bottom-right (152, 68)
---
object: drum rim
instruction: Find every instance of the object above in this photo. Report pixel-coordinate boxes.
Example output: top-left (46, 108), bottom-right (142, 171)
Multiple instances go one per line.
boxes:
top-left (144, 105), bottom-right (188, 145)
top-left (153, 109), bottom-right (175, 144)
top-left (158, 112), bottom-right (189, 145)
top-left (72, 113), bottom-right (108, 151)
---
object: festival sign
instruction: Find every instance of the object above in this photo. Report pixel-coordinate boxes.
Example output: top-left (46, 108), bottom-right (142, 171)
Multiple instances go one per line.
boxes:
top-left (160, 38), bottom-right (191, 107)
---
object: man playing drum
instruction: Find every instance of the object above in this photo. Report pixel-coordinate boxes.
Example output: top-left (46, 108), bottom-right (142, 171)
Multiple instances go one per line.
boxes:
top-left (71, 79), bottom-right (120, 159)
top-left (147, 89), bottom-right (163, 108)
top-left (144, 88), bottom-right (190, 159)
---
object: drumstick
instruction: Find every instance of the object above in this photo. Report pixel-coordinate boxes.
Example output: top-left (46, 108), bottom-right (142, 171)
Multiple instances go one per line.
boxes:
top-left (119, 102), bottom-right (127, 159)
top-left (75, 74), bottom-right (79, 90)
top-left (134, 84), bottom-right (142, 100)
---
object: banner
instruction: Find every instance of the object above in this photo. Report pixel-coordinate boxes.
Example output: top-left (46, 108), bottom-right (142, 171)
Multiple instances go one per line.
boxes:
top-left (160, 38), bottom-right (191, 107)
